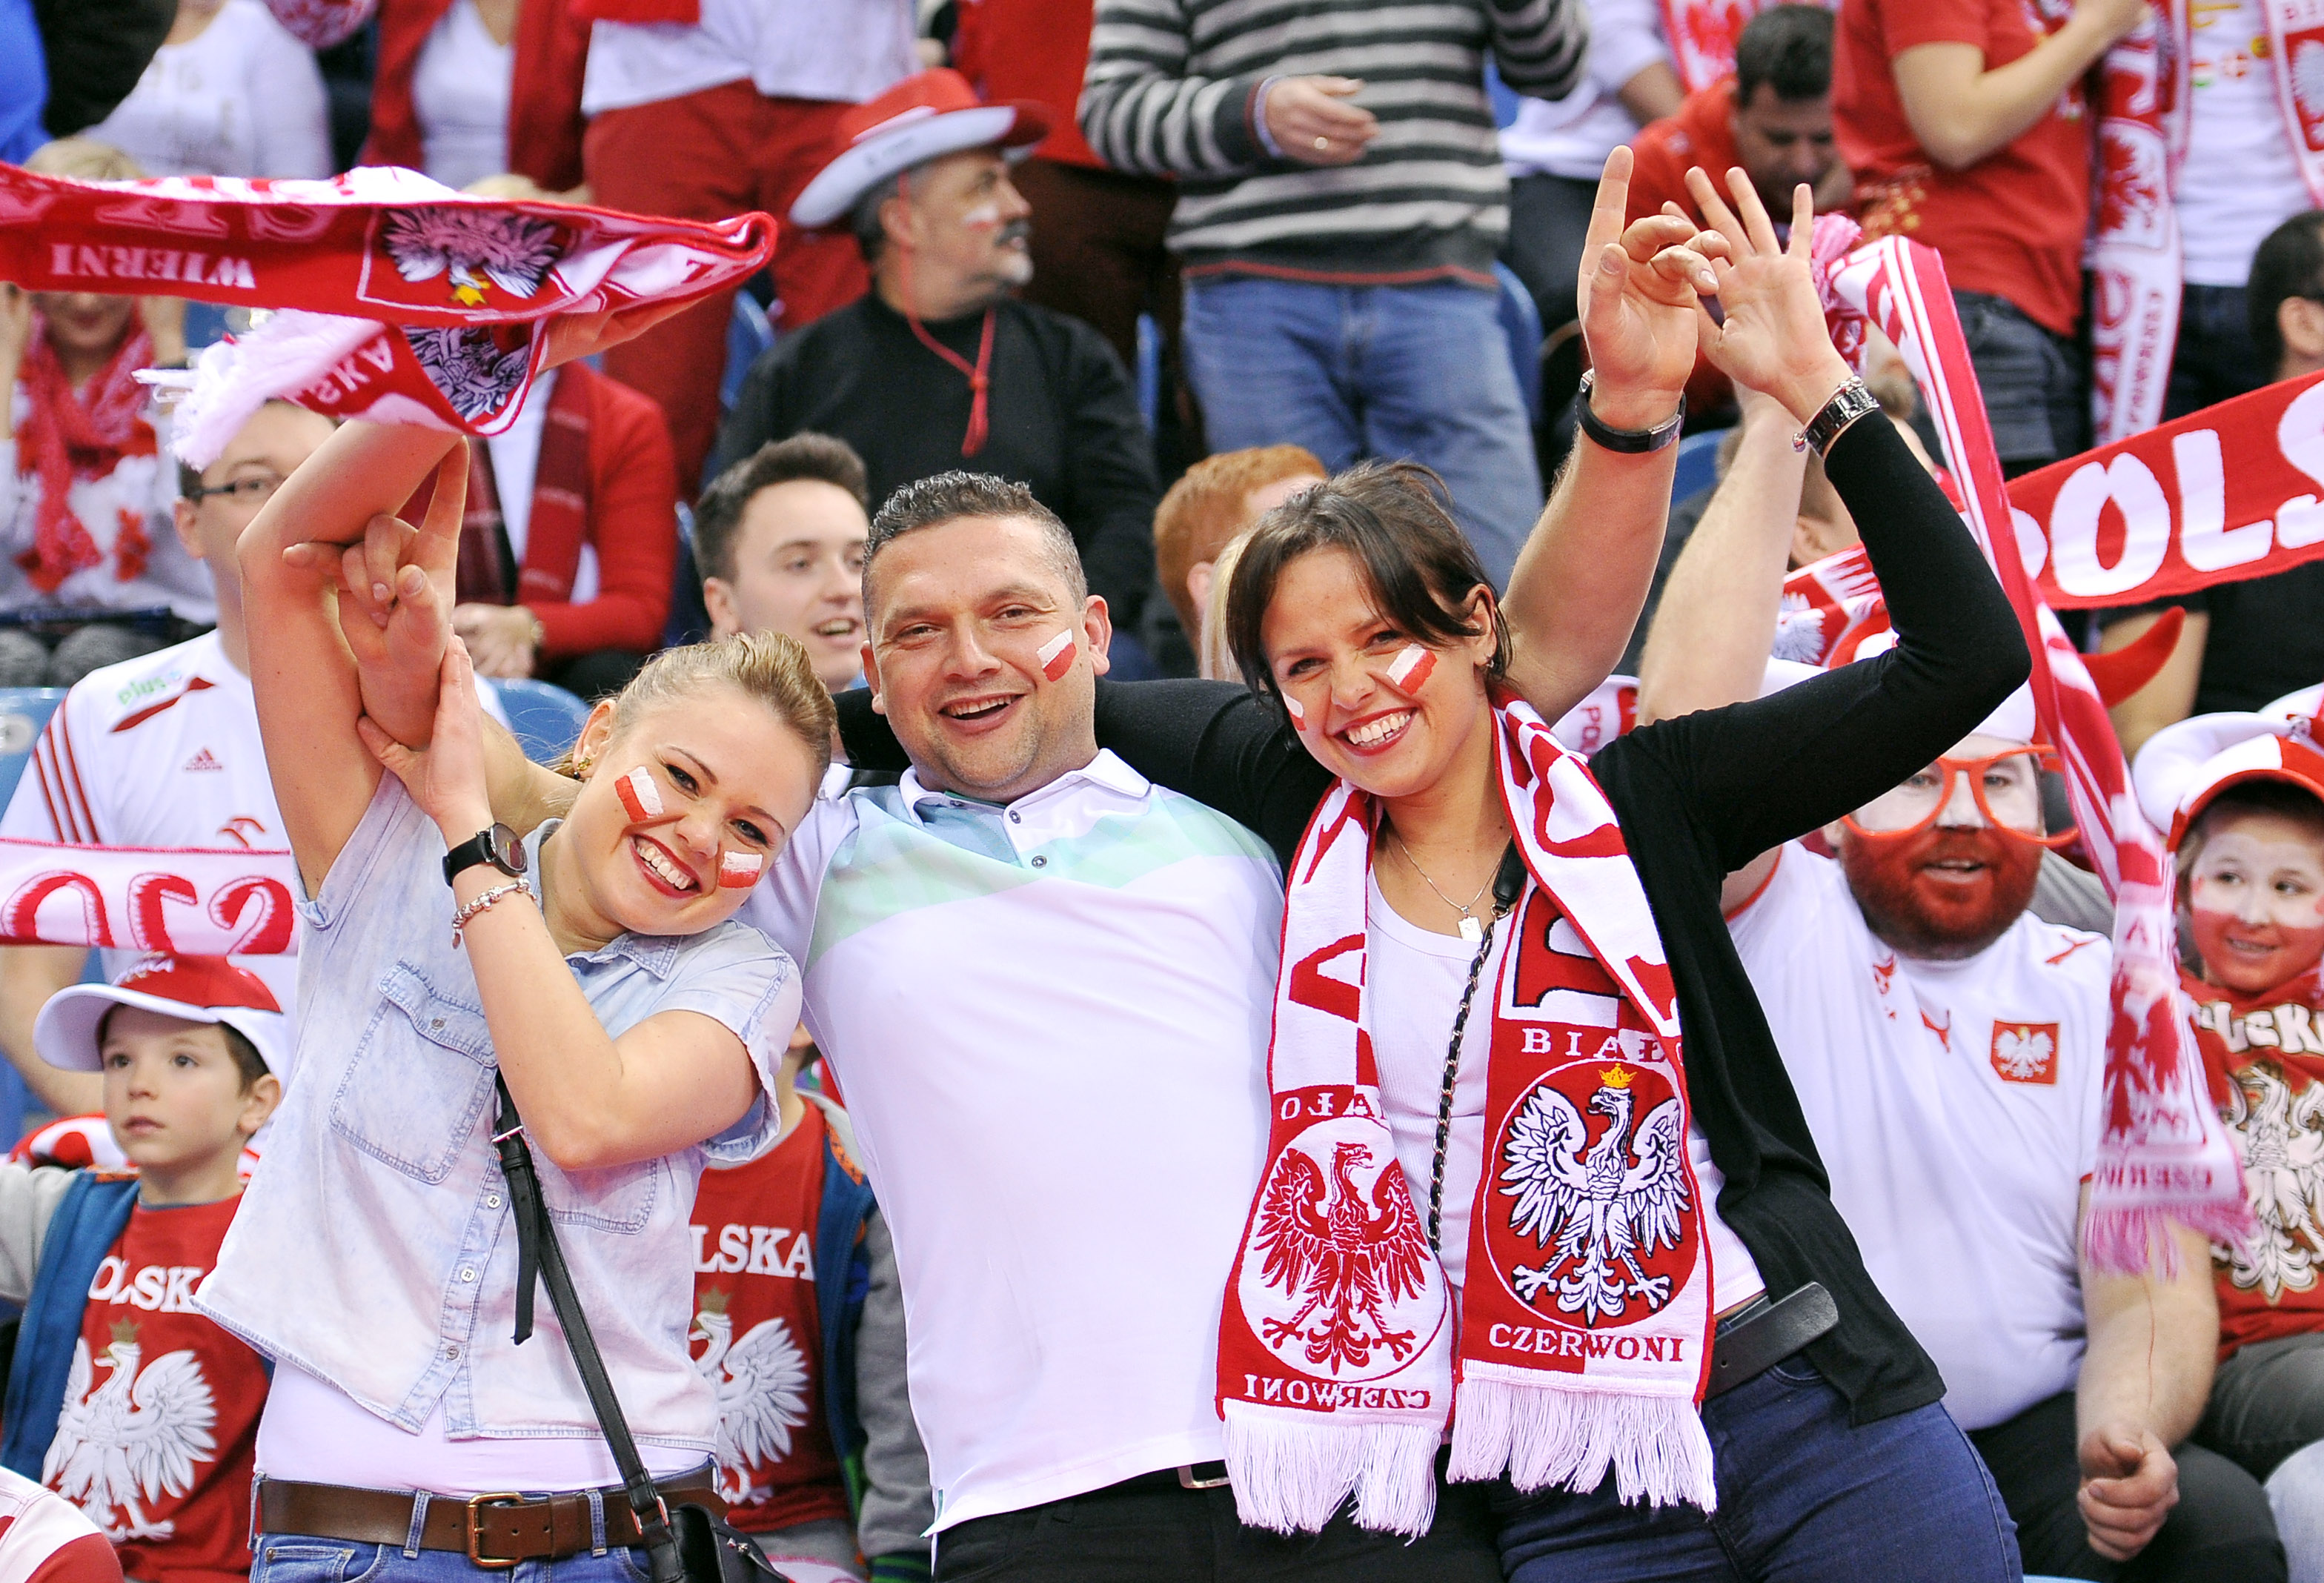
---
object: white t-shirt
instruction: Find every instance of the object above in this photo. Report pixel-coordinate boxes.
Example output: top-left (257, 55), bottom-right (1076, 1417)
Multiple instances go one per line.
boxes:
top-left (413, 0), bottom-right (514, 193)
top-left (1364, 874), bottom-right (1764, 1312)
top-left (1727, 843), bottom-right (2111, 1430)
top-left (2177, 0), bottom-right (2314, 285)
top-left (743, 751), bottom-right (1284, 1532)
top-left (87, 0), bottom-right (332, 180)
top-left (1498, 0), bottom-right (1666, 180)
top-left (581, 0), bottom-right (917, 118)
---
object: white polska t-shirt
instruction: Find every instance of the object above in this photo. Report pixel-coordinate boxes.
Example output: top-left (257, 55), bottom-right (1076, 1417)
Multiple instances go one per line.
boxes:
top-left (1364, 874), bottom-right (1764, 1313)
top-left (1727, 843), bottom-right (2111, 1430)
top-left (742, 751), bottom-right (1284, 1532)
top-left (2177, 0), bottom-right (2315, 286)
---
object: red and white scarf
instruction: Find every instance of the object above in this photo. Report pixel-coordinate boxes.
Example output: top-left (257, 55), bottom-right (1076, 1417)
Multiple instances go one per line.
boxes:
top-left (0, 837), bottom-right (296, 955)
top-left (0, 163), bottom-right (772, 466)
top-left (13, 317), bottom-right (157, 594)
top-left (1658, 0), bottom-right (1812, 94)
top-left (1819, 219), bottom-right (2249, 1269)
top-left (1218, 695), bottom-right (1708, 1536)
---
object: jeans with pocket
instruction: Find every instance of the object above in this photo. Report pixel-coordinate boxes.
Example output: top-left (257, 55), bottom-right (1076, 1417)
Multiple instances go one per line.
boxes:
top-left (1180, 273), bottom-right (1544, 587)
top-left (1493, 1355), bottom-right (2022, 1582)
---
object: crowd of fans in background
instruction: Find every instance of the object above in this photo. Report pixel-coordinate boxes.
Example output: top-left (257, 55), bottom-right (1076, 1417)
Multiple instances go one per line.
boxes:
top-left (0, 0), bottom-right (2323, 1581)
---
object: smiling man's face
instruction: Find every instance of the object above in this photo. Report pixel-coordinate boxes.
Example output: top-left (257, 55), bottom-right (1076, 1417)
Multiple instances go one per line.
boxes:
top-left (862, 514), bottom-right (1109, 803)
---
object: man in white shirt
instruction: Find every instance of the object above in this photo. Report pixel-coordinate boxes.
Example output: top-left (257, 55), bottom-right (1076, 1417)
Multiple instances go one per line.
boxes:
top-left (1635, 405), bottom-right (2285, 1581)
top-left (577, 0), bottom-right (917, 491)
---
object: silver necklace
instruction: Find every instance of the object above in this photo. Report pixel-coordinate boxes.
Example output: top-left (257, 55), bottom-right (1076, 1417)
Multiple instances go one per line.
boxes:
top-left (1389, 832), bottom-right (1495, 943)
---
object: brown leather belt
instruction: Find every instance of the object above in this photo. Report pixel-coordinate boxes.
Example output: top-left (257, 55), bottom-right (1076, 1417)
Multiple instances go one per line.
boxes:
top-left (257, 1473), bottom-right (723, 1568)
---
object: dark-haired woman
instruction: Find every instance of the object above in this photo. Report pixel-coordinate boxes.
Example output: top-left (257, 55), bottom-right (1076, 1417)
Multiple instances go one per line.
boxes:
top-left (1019, 179), bottom-right (2027, 1579)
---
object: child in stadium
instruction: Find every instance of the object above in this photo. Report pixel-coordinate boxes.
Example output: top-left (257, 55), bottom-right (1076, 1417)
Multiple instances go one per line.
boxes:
top-left (691, 1026), bottom-right (926, 1583)
top-left (0, 953), bottom-right (283, 1583)
top-left (2136, 705), bottom-right (2324, 1540)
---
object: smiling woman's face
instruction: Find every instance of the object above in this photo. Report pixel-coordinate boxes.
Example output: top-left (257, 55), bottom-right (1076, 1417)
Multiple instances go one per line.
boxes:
top-left (1258, 546), bottom-right (1496, 803)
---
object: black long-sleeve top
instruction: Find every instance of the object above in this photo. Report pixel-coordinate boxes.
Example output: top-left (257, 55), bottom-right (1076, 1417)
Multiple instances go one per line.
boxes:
top-left (710, 293), bottom-right (1159, 627)
top-left (834, 415), bottom-right (2030, 1424)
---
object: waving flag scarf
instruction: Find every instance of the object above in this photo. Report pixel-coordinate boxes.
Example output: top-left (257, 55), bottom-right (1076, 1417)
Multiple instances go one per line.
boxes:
top-left (1657, 0), bottom-right (1810, 93)
top-left (1819, 218), bottom-right (2248, 1270)
top-left (1218, 695), bottom-right (1710, 1536)
top-left (0, 162), bottom-right (774, 465)
top-left (0, 838), bottom-right (296, 955)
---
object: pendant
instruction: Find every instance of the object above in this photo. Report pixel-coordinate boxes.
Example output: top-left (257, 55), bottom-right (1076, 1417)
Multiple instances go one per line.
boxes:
top-left (1458, 915), bottom-right (1483, 944)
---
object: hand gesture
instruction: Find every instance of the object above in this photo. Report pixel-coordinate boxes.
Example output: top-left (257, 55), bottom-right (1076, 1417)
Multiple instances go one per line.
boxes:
top-left (1264, 77), bottom-right (1378, 166)
top-left (1575, 147), bottom-right (1719, 429)
top-left (453, 603), bottom-right (540, 679)
top-left (1681, 166), bottom-right (1856, 425)
top-left (357, 637), bottom-right (493, 841)
top-left (2077, 1426), bottom-right (2178, 1562)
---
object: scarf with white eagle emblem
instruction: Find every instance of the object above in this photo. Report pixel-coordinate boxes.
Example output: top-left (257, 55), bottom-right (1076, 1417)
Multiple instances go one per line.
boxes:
top-left (1217, 693), bottom-right (1714, 1536)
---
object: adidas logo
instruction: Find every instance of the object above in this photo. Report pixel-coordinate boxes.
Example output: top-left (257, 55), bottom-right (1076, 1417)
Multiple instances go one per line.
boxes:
top-left (183, 749), bottom-right (222, 772)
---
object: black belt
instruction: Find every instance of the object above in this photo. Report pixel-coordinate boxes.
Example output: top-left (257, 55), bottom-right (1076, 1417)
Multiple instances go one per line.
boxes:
top-left (1123, 1283), bottom-right (1838, 1495)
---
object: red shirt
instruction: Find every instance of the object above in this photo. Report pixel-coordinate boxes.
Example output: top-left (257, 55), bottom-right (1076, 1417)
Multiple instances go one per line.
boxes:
top-left (1627, 82), bottom-right (1750, 419)
top-left (2187, 968), bottom-right (2324, 1359)
top-left (1834, 0), bottom-right (2091, 336)
top-left (952, 0), bottom-right (1102, 168)
top-left (688, 1108), bottom-right (849, 1536)
top-left (45, 1196), bottom-right (266, 1583)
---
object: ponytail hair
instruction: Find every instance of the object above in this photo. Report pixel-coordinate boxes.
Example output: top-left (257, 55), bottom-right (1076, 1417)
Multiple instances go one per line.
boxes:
top-left (550, 631), bottom-right (836, 780)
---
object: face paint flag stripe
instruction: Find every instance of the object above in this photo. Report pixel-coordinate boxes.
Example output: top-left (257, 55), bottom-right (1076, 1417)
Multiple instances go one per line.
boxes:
top-left (1286, 694), bottom-right (1307, 727)
top-left (1387, 645), bottom-right (1435, 694)
top-left (718, 851), bottom-right (763, 889)
top-left (615, 766), bottom-right (663, 823)
top-left (1038, 628), bottom-right (1075, 681)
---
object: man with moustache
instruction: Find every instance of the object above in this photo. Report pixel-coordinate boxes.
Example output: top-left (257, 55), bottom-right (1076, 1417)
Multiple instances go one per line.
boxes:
top-left (712, 70), bottom-right (1159, 648)
top-left (1639, 489), bottom-right (2284, 1578)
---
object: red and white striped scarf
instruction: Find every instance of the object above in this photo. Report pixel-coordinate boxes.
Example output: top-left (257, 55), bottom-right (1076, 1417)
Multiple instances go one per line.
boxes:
top-left (1218, 695), bottom-right (1710, 1536)
top-left (1819, 219), bottom-right (2250, 1267)
top-left (0, 837), bottom-right (296, 956)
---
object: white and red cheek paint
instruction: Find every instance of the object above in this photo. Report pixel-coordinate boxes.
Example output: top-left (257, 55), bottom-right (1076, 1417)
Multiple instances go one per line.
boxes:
top-left (1284, 694), bottom-right (1307, 728)
top-left (960, 202), bottom-right (1003, 229)
top-left (615, 766), bottom-right (664, 823)
top-left (1038, 628), bottom-right (1076, 681)
top-left (718, 851), bottom-right (765, 889)
top-left (1385, 644), bottom-right (1435, 694)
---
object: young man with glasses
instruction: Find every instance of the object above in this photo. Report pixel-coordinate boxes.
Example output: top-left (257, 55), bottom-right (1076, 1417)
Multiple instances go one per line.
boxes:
top-left (1636, 426), bottom-right (2286, 1580)
top-left (0, 402), bottom-right (501, 1117)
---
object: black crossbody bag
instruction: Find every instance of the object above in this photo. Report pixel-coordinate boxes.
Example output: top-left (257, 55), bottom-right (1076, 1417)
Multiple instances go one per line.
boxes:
top-left (491, 1076), bottom-right (788, 1583)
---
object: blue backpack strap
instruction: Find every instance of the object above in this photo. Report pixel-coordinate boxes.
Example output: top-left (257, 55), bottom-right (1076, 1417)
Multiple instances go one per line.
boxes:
top-left (0, 1173), bottom-right (139, 1478)
top-left (809, 1102), bottom-right (876, 1465)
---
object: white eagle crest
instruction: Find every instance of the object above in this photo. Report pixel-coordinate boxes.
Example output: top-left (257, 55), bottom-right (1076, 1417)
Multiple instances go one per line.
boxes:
top-left (2219, 1061), bottom-right (2324, 1301)
top-left (404, 327), bottom-right (531, 421)
top-left (382, 208), bottom-right (562, 305)
top-left (691, 1294), bottom-right (810, 1507)
top-left (1993, 1026), bottom-right (2054, 1081)
top-left (1770, 594), bottom-right (1828, 664)
top-left (1499, 1066), bottom-right (1690, 1324)
top-left (2295, 42), bottom-right (2324, 127)
top-left (43, 1325), bottom-right (217, 1541)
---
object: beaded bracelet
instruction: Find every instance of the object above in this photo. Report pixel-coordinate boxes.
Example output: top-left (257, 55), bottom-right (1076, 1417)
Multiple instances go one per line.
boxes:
top-left (451, 878), bottom-right (532, 947)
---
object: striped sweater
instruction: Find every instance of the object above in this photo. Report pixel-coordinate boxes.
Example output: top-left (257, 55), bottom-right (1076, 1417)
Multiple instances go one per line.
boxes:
top-left (1080, 0), bottom-right (1589, 280)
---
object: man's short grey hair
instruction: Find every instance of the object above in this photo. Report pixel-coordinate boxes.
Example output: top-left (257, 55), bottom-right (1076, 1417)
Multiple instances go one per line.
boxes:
top-left (863, 471), bottom-right (1086, 614)
top-left (849, 171), bottom-right (907, 265)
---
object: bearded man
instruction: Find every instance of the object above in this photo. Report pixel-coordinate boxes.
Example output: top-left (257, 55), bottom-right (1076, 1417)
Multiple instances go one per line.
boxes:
top-left (1636, 406), bottom-right (2285, 1581)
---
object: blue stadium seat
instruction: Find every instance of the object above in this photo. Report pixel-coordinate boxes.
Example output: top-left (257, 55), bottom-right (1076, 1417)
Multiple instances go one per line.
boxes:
top-left (1495, 262), bottom-right (1544, 423)
top-left (0, 688), bottom-right (64, 809)
top-left (1671, 428), bottom-right (1725, 505)
top-left (490, 679), bottom-right (592, 765)
top-left (722, 292), bottom-right (776, 415)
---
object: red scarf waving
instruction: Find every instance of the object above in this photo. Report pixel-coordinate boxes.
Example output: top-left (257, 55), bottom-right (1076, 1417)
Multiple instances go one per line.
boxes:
top-left (13, 317), bottom-right (156, 594)
top-left (1218, 694), bottom-right (1710, 1537)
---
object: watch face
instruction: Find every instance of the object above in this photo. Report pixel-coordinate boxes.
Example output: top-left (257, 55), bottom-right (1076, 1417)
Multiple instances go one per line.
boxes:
top-left (488, 823), bottom-right (527, 875)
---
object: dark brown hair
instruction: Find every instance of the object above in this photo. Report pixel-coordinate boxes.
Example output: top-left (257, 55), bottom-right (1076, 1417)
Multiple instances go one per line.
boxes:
top-left (1223, 460), bottom-right (1508, 711)
top-left (694, 434), bottom-right (872, 585)
top-left (863, 470), bottom-right (1085, 612)
top-left (2179, 779), bottom-right (2324, 895)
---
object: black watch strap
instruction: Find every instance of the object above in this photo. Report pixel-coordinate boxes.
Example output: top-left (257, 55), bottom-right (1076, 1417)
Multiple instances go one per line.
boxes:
top-left (443, 823), bottom-right (525, 886)
top-left (1576, 372), bottom-right (1684, 454)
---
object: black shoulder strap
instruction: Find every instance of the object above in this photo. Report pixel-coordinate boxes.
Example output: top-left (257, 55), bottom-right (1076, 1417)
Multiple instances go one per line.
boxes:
top-left (494, 1076), bottom-right (683, 1583)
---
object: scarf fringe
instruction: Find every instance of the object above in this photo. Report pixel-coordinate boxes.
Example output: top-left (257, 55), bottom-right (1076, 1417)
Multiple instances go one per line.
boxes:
top-left (168, 311), bottom-right (383, 469)
top-left (2084, 1202), bottom-right (2248, 1279)
top-left (1221, 1406), bottom-right (1441, 1538)
top-left (1450, 1375), bottom-right (1716, 1512)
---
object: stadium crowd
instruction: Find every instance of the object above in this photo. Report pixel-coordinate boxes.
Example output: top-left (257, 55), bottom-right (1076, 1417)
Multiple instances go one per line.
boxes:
top-left (0, 1), bottom-right (2318, 1582)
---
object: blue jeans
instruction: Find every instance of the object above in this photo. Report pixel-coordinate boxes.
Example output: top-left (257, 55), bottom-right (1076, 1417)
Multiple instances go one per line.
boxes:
top-left (1493, 1355), bottom-right (2021, 1582)
top-left (254, 1530), bottom-right (656, 1583)
top-left (1180, 274), bottom-right (1543, 587)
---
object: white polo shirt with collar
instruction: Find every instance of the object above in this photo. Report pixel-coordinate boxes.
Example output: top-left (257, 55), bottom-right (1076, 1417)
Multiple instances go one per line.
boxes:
top-left (742, 749), bottom-right (1284, 1532)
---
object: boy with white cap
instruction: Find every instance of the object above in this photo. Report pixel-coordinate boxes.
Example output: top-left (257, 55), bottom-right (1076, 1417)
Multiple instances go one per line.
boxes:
top-left (1639, 486), bottom-right (2285, 1576)
top-left (0, 954), bottom-right (281, 1583)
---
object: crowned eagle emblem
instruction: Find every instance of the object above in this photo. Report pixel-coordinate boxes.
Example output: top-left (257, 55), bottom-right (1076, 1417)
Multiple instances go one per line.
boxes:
top-left (1498, 1065), bottom-right (1690, 1324)
top-left (44, 1323), bottom-right (217, 1541)
top-left (2220, 1060), bottom-right (2324, 1301)
top-left (1251, 1138), bottom-right (1430, 1374)
top-left (382, 208), bottom-right (562, 307)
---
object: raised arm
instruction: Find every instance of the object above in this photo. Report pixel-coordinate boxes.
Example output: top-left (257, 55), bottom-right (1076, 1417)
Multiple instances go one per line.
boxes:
top-left (238, 422), bottom-right (469, 893)
top-left (1890, 0), bottom-right (2146, 173)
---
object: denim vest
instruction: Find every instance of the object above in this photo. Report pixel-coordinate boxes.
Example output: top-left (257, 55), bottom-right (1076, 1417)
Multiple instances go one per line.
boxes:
top-left (198, 778), bottom-right (797, 1458)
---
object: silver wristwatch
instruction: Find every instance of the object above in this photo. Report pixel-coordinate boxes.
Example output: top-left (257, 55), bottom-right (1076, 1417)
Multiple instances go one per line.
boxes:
top-left (1799, 376), bottom-right (1880, 458)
